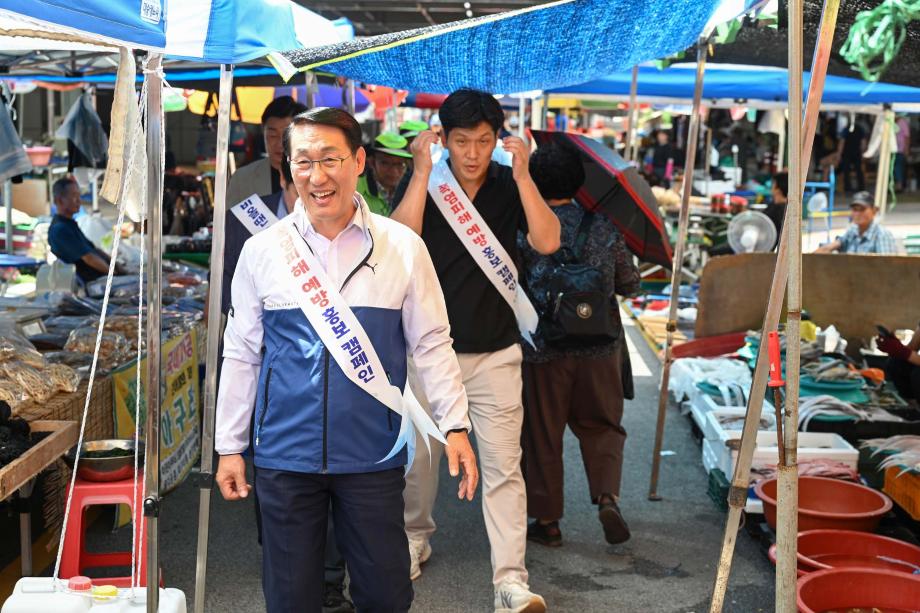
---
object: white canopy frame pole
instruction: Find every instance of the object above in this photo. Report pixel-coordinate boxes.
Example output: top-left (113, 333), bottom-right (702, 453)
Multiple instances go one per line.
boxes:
top-left (647, 37), bottom-right (707, 501)
top-left (707, 1), bottom-right (839, 610)
top-left (626, 65), bottom-right (640, 162)
top-left (194, 63), bottom-right (234, 613)
top-left (143, 52), bottom-right (164, 613)
top-left (877, 105), bottom-right (895, 219)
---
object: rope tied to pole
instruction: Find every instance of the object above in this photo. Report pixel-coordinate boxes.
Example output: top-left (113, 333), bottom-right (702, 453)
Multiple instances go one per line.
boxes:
top-left (840, 0), bottom-right (920, 82)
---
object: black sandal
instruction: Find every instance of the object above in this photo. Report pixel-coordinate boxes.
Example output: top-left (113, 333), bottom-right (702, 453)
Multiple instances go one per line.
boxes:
top-left (527, 520), bottom-right (563, 547)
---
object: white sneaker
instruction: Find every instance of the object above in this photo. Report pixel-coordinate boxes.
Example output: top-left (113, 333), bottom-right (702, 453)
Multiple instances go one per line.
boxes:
top-left (494, 580), bottom-right (547, 613)
top-left (408, 537), bottom-right (432, 581)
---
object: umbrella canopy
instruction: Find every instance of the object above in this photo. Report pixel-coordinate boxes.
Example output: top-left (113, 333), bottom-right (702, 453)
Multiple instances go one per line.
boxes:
top-left (531, 130), bottom-right (672, 268)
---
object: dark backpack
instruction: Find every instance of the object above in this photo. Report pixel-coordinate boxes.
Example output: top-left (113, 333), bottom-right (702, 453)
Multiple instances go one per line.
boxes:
top-left (539, 211), bottom-right (620, 349)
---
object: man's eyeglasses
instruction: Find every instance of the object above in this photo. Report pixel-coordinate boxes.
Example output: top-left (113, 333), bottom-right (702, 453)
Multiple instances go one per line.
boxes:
top-left (289, 154), bottom-right (352, 175)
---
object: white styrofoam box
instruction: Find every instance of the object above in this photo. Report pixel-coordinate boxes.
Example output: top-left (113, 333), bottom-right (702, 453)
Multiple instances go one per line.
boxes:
top-left (703, 407), bottom-right (776, 442)
top-left (691, 393), bottom-right (775, 441)
top-left (702, 437), bottom-right (721, 474)
top-left (715, 430), bottom-right (858, 478)
top-left (689, 400), bottom-right (711, 438)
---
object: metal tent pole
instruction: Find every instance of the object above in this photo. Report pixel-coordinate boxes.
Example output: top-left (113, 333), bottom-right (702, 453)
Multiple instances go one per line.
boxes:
top-left (626, 65), bottom-right (639, 162)
top-left (346, 79), bottom-right (356, 115)
top-left (4, 181), bottom-right (12, 255)
top-left (647, 37), bottom-right (707, 501)
top-left (193, 63), bottom-right (234, 613)
top-left (143, 52), bottom-right (164, 613)
top-left (707, 1), bottom-right (839, 610)
top-left (305, 71), bottom-right (317, 108)
top-left (518, 95), bottom-right (526, 139)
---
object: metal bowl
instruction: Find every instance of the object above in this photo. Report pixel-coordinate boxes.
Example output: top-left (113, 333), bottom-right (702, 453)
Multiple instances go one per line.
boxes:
top-left (64, 439), bottom-right (145, 482)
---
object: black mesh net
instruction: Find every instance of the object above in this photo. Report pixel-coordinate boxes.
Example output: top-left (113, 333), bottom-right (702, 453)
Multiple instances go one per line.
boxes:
top-left (697, 1), bottom-right (920, 87)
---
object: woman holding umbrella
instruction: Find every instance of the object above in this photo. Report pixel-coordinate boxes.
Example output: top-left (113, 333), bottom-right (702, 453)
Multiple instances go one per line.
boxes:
top-left (518, 142), bottom-right (640, 547)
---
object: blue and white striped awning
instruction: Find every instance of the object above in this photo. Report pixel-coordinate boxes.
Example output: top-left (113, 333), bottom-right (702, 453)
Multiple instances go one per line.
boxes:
top-left (0, 0), bottom-right (352, 64)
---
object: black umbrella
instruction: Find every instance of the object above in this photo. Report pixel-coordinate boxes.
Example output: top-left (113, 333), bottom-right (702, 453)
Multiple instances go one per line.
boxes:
top-left (531, 130), bottom-right (673, 268)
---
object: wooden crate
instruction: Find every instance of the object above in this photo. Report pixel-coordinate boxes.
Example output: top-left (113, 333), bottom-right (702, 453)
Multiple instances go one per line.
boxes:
top-left (0, 420), bottom-right (78, 501)
top-left (13, 377), bottom-right (113, 441)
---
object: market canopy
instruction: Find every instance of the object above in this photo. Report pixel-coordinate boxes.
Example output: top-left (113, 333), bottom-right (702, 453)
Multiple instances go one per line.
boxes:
top-left (274, 0), bottom-right (764, 94)
top-left (0, 0), bottom-right (352, 65)
top-left (699, 1), bottom-right (920, 88)
top-left (549, 63), bottom-right (920, 112)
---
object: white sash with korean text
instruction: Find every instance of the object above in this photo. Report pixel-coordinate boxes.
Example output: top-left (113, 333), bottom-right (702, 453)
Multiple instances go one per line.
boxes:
top-left (230, 193), bottom-right (279, 236)
top-left (428, 159), bottom-right (538, 346)
top-left (272, 212), bottom-right (445, 463)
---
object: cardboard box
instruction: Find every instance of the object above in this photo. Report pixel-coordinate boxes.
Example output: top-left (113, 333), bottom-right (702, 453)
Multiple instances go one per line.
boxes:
top-left (11, 179), bottom-right (50, 218)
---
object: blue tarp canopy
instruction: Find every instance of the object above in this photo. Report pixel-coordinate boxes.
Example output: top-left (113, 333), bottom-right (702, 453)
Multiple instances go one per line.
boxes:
top-left (276, 0), bottom-right (762, 94)
top-left (0, 0), bottom-right (352, 65)
top-left (549, 64), bottom-right (920, 111)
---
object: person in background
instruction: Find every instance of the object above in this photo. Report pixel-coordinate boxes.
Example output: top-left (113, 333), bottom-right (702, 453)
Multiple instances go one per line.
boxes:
top-left (650, 129), bottom-right (675, 187)
top-left (895, 115), bottom-right (911, 192)
top-left (48, 177), bottom-right (125, 284)
top-left (764, 171), bottom-right (788, 242)
top-left (356, 132), bottom-right (411, 216)
top-left (517, 143), bottom-right (640, 549)
top-left (399, 119), bottom-right (429, 148)
top-left (837, 118), bottom-right (867, 193)
top-left (877, 324), bottom-right (920, 403)
top-left (226, 96), bottom-right (308, 208)
top-left (814, 190), bottom-right (898, 254)
top-left (392, 88), bottom-right (560, 613)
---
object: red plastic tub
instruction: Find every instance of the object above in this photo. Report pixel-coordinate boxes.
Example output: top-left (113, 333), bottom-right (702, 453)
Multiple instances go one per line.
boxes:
top-left (768, 530), bottom-right (920, 577)
top-left (755, 476), bottom-right (892, 532)
top-left (797, 567), bottom-right (920, 613)
top-left (798, 529), bottom-right (920, 574)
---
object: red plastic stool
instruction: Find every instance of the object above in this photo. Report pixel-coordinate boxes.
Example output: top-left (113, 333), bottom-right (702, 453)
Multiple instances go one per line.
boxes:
top-left (59, 476), bottom-right (162, 587)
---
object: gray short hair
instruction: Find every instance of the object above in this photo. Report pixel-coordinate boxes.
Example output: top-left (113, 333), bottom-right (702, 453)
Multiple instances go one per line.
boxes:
top-left (52, 177), bottom-right (78, 202)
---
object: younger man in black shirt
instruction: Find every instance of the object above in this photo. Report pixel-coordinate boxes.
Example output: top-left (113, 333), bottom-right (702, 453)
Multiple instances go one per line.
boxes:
top-left (392, 89), bottom-right (560, 612)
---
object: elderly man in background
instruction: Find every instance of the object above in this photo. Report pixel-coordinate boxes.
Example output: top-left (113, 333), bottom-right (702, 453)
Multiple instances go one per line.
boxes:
top-left (48, 176), bottom-right (124, 284)
top-left (814, 191), bottom-right (898, 254)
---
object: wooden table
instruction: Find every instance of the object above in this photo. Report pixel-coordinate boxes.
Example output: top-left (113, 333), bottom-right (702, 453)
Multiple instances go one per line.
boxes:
top-left (0, 420), bottom-right (78, 576)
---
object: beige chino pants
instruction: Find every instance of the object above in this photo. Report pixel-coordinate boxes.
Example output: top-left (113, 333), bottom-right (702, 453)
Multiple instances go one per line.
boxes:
top-left (404, 344), bottom-right (529, 586)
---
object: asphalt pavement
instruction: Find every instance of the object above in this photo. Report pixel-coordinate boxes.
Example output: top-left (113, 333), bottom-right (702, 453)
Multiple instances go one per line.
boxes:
top-left (127, 318), bottom-right (776, 612)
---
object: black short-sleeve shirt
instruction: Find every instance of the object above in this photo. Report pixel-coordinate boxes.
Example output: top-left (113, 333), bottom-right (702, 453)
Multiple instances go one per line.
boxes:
top-left (392, 161), bottom-right (527, 354)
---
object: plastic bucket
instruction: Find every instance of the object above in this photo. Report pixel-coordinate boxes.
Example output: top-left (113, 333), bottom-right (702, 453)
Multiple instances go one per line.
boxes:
top-left (797, 567), bottom-right (920, 613)
top-left (798, 529), bottom-right (920, 575)
top-left (754, 476), bottom-right (892, 532)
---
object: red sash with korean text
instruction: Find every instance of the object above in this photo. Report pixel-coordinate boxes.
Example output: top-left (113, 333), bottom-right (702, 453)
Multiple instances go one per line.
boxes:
top-left (271, 204), bottom-right (445, 462)
top-left (427, 159), bottom-right (538, 346)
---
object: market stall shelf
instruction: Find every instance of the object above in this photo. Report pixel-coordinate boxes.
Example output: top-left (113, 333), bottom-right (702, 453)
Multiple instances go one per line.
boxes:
top-left (0, 421), bottom-right (77, 502)
top-left (12, 379), bottom-right (113, 442)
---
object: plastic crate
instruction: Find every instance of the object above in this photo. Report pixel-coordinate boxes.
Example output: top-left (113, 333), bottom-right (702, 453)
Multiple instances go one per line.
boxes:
top-left (883, 466), bottom-right (920, 521)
